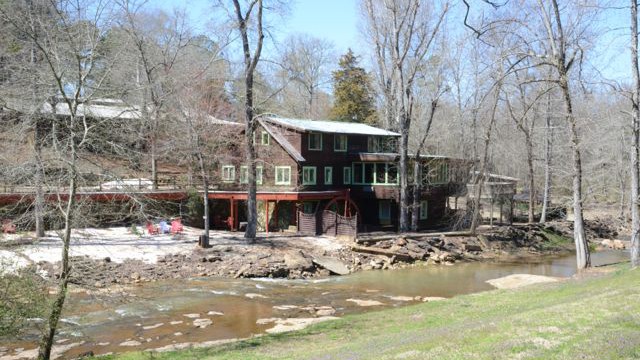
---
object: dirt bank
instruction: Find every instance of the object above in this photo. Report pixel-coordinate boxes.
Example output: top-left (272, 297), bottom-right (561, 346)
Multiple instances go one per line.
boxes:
top-left (2, 219), bottom-right (622, 288)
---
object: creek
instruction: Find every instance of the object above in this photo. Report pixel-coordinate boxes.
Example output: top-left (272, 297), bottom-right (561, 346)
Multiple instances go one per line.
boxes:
top-left (2, 250), bottom-right (629, 359)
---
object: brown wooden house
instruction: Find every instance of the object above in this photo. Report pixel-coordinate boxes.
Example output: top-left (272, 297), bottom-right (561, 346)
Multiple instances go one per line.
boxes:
top-left (208, 116), bottom-right (470, 236)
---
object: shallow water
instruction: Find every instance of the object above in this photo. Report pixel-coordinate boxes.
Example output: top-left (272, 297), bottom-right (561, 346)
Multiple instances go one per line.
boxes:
top-left (2, 250), bottom-right (629, 358)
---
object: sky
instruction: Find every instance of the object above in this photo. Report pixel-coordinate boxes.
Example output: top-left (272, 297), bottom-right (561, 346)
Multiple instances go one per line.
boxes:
top-left (154, 0), bottom-right (631, 83)
top-left (156, 0), bottom-right (362, 56)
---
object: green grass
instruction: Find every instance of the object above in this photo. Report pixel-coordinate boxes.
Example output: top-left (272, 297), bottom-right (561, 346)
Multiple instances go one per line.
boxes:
top-left (110, 267), bottom-right (640, 360)
top-left (538, 228), bottom-right (572, 251)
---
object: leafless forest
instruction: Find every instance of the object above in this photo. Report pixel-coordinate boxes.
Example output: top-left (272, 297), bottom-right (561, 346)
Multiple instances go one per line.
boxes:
top-left (1, 1), bottom-right (640, 356)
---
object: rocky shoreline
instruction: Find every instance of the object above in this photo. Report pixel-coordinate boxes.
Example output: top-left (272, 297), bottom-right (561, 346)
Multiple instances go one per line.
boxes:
top-left (32, 219), bottom-right (625, 289)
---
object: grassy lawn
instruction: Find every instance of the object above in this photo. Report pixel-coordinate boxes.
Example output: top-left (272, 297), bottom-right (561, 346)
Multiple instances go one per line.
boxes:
top-left (111, 267), bottom-right (640, 360)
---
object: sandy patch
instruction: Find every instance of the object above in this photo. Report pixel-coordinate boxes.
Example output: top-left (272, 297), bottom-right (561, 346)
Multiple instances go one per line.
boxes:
top-left (346, 298), bottom-right (385, 307)
top-left (486, 274), bottom-right (560, 289)
top-left (264, 317), bottom-right (339, 334)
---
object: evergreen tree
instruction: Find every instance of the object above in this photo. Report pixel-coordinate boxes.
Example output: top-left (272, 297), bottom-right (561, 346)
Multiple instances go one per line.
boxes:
top-left (330, 49), bottom-right (376, 124)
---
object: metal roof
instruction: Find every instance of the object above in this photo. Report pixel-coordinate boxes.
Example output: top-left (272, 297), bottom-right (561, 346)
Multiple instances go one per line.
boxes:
top-left (264, 116), bottom-right (400, 136)
top-left (42, 100), bottom-right (141, 119)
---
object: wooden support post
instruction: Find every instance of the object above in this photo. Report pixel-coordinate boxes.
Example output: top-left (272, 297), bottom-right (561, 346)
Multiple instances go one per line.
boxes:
top-left (234, 200), bottom-right (239, 230)
top-left (510, 198), bottom-right (514, 225)
top-left (500, 201), bottom-right (504, 224)
top-left (229, 199), bottom-right (235, 231)
top-left (274, 200), bottom-right (279, 231)
top-left (265, 200), bottom-right (270, 234)
top-left (490, 197), bottom-right (494, 227)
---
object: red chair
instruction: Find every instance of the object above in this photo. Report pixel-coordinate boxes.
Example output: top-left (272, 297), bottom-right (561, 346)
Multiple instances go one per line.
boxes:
top-left (2, 220), bottom-right (16, 234)
top-left (170, 218), bottom-right (183, 234)
top-left (146, 221), bottom-right (159, 235)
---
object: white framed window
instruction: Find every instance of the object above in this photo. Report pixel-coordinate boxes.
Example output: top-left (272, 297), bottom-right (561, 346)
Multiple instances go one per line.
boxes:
top-left (222, 165), bottom-right (235, 182)
top-left (378, 200), bottom-right (391, 224)
top-left (308, 132), bottom-right (323, 150)
top-left (334, 134), bottom-right (347, 152)
top-left (420, 200), bottom-right (428, 220)
top-left (275, 166), bottom-right (291, 185)
top-left (261, 131), bottom-right (270, 145)
top-left (302, 166), bottom-right (317, 185)
top-left (324, 167), bottom-right (333, 185)
top-left (343, 167), bottom-right (351, 184)
top-left (240, 165), bottom-right (263, 185)
top-left (240, 166), bottom-right (248, 184)
top-left (256, 166), bottom-right (263, 185)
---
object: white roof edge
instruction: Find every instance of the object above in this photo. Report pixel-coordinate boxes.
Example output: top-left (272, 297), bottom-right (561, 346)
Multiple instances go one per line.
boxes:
top-left (263, 116), bottom-right (400, 136)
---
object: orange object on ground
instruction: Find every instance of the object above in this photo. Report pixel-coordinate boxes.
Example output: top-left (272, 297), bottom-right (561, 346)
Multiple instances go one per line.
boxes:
top-left (170, 218), bottom-right (183, 234)
top-left (146, 221), bottom-right (159, 235)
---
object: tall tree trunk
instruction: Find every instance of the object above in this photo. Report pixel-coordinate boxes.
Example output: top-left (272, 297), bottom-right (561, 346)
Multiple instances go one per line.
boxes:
top-left (34, 121), bottom-right (45, 238)
top-left (197, 152), bottom-right (210, 245)
top-left (559, 73), bottom-right (590, 269)
top-left (37, 117), bottom-right (78, 359)
top-left (399, 111), bottom-right (410, 232)
top-left (232, 0), bottom-right (264, 242)
top-left (150, 136), bottom-right (158, 190)
top-left (540, 92), bottom-right (553, 224)
top-left (630, 0), bottom-right (640, 268)
top-left (526, 134), bottom-right (535, 223)
top-left (411, 161), bottom-right (420, 231)
top-left (470, 82), bottom-right (501, 235)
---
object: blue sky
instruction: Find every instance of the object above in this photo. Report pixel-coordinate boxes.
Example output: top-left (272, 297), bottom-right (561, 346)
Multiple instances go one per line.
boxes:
top-left (154, 0), bottom-right (630, 83)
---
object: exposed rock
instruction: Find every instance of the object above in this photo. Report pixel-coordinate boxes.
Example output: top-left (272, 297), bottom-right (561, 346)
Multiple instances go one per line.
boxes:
top-left (313, 256), bottom-right (350, 275)
top-left (256, 317), bottom-right (281, 325)
top-left (422, 296), bottom-right (446, 302)
top-left (207, 311), bottom-right (224, 316)
top-left (387, 295), bottom-right (415, 302)
top-left (119, 340), bottom-right (142, 347)
top-left (245, 293), bottom-right (268, 299)
top-left (486, 274), bottom-right (560, 289)
top-left (273, 305), bottom-right (299, 310)
top-left (142, 323), bottom-right (163, 330)
top-left (346, 298), bottom-right (385, 307)
top-left (183, 313), bottom-right (200, 319)
top-left (284, 250), bottom-right (314, 271)
top-left (193, 318), bottom-right (212, 328)
top-left (264, 317), bottom-right (339, 334)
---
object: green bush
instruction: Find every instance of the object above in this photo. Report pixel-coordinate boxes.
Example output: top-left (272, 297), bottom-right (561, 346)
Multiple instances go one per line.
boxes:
top-left (0, 264), bottom-right (47, 337)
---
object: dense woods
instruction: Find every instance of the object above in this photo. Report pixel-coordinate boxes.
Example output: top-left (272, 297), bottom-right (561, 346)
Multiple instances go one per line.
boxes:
top-left (1, 0), bottom-right (640, 356)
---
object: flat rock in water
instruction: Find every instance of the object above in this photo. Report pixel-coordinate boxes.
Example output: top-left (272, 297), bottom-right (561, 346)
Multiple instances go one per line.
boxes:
top-left (265, 317), bottom-right (339, 334)
top-left (422, 296), bottom-right (446, 302)
top-left (193, 318), bottom-right (212, 328)
top-left (346, 298), bottom-right (385, 307)
top-left (486, 274), bottom-right (560, 289)
top-left (312, 256), bottom-right (350, 275)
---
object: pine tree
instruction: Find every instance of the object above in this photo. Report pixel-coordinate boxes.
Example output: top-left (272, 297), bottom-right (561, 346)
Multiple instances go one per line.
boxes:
top-left (330, 49), bottom-right (376, 124)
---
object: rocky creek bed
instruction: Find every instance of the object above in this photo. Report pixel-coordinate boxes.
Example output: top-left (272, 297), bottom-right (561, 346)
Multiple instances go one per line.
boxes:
top-left (30, 218), bottom-right (626, 289)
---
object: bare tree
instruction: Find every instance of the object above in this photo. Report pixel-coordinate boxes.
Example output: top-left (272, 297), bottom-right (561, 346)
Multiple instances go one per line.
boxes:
top-left (630, 0), bottom-right (640, 268)
top-left (230, 0), bottom-right (264, 241)
top-left (363, 0), bottom-right (449, 232)
top-left (0, 1), bottom-right (119, 357)
top-left (278, 34), bottom-right (335, 119)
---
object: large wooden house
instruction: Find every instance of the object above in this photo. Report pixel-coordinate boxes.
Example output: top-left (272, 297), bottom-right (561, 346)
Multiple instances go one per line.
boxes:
top-left (209, 116), bottom-right (470, 236)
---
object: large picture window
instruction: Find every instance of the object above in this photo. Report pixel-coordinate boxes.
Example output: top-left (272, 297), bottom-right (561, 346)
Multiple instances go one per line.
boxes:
top-left (302, 166), bottom-right (317, 185)
top-left (352, 162), bottom-right (399, 185)
top-left (308, 133), bottom-right (323, 150)
top-left (275, 166), bottom-right (291, 185)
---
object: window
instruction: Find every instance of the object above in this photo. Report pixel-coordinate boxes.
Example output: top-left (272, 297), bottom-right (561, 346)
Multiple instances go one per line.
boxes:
top-left (308, 132), bottom-right (323, 150)
top-left (302, 166), bottom-right (316, 185)
top-left (222, 165), bottom-right (235, 182)
top-left (275, 166), bottom-right (291, 185)
top-left (240, 166), bottom-right (248, 184)
top-left (324, 167), bottom-right (333, 185)
top-left (343, 167), bottom-right (351, 184)
top-left (378, 201), bottom-right (391, 224)
top-left (261, 131), bottom-right (270, 145)
top-left (303, 202), bottom-right (316, 214)
top-left (429, 162), bottom-right (449, 184)
top-left (420, 201), bottom-right (428, 220)
top-left (352, 162), bottom-right (399, 185)
top-left (256, 166), bottom-right (263, 185)
top-left (334, 134), bottom-right (347, 152)
top-left (240, 165), bottom-right (263, 185)
top-left (368, 136), bottom-right (396, 153)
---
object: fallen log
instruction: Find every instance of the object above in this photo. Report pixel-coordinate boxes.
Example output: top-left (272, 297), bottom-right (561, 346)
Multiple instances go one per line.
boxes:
top-left (350, 245), bottom-right (415, 262)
